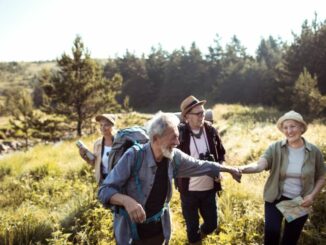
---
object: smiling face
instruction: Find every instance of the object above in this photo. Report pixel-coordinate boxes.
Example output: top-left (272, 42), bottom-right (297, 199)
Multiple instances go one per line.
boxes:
top-left (156, 125), bottom-right (180, 159)
top-left (185, 104), bottom-right (205, 130)
top-left (281, 119), bottom-right (304, 145)
top-left (99, 119), bottom-right (113, 137)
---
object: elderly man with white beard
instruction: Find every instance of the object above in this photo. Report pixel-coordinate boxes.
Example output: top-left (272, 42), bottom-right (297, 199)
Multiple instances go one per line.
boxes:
top-left (98, 112), bottom-right (241, 245)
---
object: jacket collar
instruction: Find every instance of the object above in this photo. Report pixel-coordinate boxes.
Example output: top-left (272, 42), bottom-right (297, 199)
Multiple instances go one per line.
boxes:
top-left (143, 142), bottom-right (158, 168)
top-left (281, 137), bottom-right (312, 151)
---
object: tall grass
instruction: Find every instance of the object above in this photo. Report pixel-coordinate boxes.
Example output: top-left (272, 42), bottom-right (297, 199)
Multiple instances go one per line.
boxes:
top-left (0, 105), bottom-right (325, 244)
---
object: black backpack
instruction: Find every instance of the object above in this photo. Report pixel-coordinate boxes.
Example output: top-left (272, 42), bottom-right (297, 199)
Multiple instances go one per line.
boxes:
top-left (107, 126), bottom-right (149, 172)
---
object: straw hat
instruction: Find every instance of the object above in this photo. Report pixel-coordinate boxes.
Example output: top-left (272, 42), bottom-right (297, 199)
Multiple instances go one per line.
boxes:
top-left (180, 95), bottom-right (206, 118)
top-left (95, 114), bottom-right (116, 125)
top-left (276, 110), bottom-right (307, 133)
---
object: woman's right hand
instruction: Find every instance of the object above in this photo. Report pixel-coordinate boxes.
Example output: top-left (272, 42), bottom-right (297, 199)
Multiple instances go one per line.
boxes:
top-left (79, 148), bottom-right (87, 160)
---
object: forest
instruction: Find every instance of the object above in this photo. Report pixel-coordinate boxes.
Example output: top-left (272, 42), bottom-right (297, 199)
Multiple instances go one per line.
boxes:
top-left (0, 17), bottom-right (326, 139)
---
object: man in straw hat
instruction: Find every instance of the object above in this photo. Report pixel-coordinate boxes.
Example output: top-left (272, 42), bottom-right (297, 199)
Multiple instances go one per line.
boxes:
top-left (175, 95), bottom-right (226, 244)
top-left (239, 110), bottom-right (325, 245)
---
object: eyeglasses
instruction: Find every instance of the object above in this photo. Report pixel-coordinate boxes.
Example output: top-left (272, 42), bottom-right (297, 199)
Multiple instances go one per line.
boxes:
top-left (188, 111), bottom-right (205, 117)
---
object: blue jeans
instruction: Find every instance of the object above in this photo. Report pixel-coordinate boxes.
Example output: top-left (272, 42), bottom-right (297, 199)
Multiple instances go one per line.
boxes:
top-left (264, 196), bottom-right (308, 245)
top-left (180, 189), bottom-right (217, 243)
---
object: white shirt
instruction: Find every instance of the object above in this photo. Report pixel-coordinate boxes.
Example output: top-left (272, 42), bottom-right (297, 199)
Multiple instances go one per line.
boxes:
top-left (188, 128), bottom-right (214, 191)
top-left (282, 146), bottom-right (305, 198)
top-left (101, 146), bottom-right (112, 174)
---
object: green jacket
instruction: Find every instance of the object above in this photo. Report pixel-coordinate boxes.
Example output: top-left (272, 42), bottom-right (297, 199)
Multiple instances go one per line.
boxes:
top-left (262, 138), bottom-right (325, 202)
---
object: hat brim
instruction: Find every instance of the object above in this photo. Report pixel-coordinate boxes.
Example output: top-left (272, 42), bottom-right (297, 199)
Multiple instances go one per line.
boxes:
top-left (276, 118), bottom-right (307, 134)
top-left (181, 100), bottom-right (206, 118)
top-left (95, 115), bottom-right (115, 125)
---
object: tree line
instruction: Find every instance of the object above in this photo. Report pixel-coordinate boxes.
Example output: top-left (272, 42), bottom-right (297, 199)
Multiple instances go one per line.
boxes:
top-left (0, 15), bottom-right (325, 143)
top-left (102, 16), bottom-right (326, 115)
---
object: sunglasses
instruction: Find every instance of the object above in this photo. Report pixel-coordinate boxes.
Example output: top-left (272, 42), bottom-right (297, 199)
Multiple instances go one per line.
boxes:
top-left (188, 111), bottom-right (205, 117)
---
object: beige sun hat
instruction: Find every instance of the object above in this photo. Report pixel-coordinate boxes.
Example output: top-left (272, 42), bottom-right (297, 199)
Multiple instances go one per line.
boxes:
top-left (276, 110), bottom-right (307, 133)
top-left (95, 114), bottom-right (116, 125)
top-left (180, 95), bottom-right (207, 118)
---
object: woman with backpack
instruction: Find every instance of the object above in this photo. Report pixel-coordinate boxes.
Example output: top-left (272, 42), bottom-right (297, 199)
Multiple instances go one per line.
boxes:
top-left (79, 113), bottom-right (116, 184)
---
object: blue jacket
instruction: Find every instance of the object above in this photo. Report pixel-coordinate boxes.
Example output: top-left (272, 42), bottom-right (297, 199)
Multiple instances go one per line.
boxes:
top-left (98, 142), bottom-right (222, 244)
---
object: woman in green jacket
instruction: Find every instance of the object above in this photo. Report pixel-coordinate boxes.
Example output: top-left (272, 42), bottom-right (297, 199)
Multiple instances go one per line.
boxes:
top-left (239, 110), bottom-right (325, 245)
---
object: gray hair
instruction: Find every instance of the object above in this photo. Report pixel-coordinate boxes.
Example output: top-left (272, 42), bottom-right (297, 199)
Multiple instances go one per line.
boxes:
top-left (146, 112), bottom-right (180, 143)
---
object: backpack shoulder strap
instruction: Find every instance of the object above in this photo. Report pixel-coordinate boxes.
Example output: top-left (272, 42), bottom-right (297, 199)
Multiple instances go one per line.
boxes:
top-left (178, 123), bottom-right (188, 141)
top-left (172, 153), bottom-right (181, 179)
top-left (131, 143), bottom-right (145, 200)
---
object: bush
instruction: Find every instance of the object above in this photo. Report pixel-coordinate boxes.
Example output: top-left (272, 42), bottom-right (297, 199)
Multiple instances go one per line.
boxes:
top-left (0, 166), bottom-right (10, 180)
top-left (0, 207), bottom-right (53, 245)
top-left (26, 164), bottom-right (49, 181)
top-left (299, 190), bottom-right (326, 244)
top-left (69, 201), bottom-right (114, 244)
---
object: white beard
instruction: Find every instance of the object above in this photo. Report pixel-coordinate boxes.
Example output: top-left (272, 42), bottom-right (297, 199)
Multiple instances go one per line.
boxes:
top-left (161, 146), bottom-right (175, 160)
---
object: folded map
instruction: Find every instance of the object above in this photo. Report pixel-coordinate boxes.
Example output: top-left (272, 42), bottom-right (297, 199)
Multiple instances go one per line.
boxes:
top-left (276, 196), bottom-right (310, 222)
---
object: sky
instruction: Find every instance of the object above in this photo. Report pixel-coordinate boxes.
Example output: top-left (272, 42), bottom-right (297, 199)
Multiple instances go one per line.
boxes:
top-left (0, 0), bottom-right (326, 62)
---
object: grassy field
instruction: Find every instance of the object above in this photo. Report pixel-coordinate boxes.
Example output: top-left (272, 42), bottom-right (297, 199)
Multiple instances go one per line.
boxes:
top-left (0, 104), bottom-right (325, 244)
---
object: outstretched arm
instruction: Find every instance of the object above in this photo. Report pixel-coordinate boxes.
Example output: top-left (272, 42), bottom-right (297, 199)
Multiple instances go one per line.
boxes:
top-left (218, 164), bottom-right (242, 182)
top-left (239, 158), bottom-right (268, 174)
top-left (175, 149), bottom-right (241, 182)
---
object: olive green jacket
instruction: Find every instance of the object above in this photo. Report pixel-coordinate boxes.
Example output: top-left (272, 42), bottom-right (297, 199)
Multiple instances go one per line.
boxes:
top-left (262, 138), bottom-right (325, 202)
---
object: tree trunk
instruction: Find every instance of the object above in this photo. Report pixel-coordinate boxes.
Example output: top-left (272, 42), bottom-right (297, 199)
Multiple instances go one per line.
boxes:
top-left (24, 133), bottom-right (29, 151)
top-left (77, 120), bottom-right (82, 137)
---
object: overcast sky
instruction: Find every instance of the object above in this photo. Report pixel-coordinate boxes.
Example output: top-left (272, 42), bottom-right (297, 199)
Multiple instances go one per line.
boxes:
top-left (0, 0), bottom-right (325, 62)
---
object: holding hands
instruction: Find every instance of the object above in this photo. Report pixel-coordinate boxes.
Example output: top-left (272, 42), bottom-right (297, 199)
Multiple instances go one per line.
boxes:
top-left (230, 167), bottom-right (242, 183)
top-left (220, 164), bottom-right (242, 183)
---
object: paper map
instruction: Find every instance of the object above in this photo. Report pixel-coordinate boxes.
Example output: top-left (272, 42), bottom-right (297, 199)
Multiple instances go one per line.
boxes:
top-left (276, 196), bottom-right (310, 222)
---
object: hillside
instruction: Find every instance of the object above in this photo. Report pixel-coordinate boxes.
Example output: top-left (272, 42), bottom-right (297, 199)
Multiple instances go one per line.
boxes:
top-left (0, 105), bottom-right (325, 244)
top-left (0, 59), bottom-right (106, 98)
top-left (0, 61), bottom-right (55, 90)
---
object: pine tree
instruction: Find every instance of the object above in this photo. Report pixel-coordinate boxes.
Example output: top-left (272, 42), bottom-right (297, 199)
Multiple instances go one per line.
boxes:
top-left (292, 68), bottom-right (325, 116)
top-left (41, 36), bottom-right (122, 136)
top-left (8, 90), bottom-right (38, 150)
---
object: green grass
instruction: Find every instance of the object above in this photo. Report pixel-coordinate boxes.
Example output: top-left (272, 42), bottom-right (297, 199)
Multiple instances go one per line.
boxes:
top-left (0, 105), bottom-right (325, 244)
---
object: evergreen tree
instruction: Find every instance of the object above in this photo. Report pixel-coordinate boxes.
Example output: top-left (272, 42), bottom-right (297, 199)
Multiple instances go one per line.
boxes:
top-left (158, 49), bottom-right (184, 109)
top-left (33, 69), bottom-right (52, 108)
top-left (145, 46), bottom-right (169, 109)
top-left (8, 90), bottom-right (38, 150)
top-left (31, 112), bottom-right (68, 142)
top-left (282, 14), bottom-right (326, 106)
top-left (254, 36), bottom-right (284, 105)
top-left (217, 36), bottom-right (253, 103)
top-left (115, 51), bottom-right (150, 109)
top-left (41, 36), bottom-right (122, 136)
top-left (206, 35), bottom-right (224, 100)
top-left (292, 68), bottom-right (326, 116)
top-left (158, 43), bottom-right (207, 108)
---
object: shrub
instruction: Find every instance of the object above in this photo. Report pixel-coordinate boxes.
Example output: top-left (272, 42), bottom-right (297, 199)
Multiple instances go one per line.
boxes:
top-left (69, 201), bottom-right (114, 244)
top-left (0, 166), bottom-right (10, 180)
top-left (0, 207), bottom-right (53, 245)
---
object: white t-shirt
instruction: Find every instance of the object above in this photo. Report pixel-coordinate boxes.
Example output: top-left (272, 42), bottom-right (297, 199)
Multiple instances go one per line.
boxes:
top-left (188, 128), bottom-right (214, 191)
top-left (282, 146), bottom-right (305, 198)
top-left (101, 146), bottom-right (112, 174)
